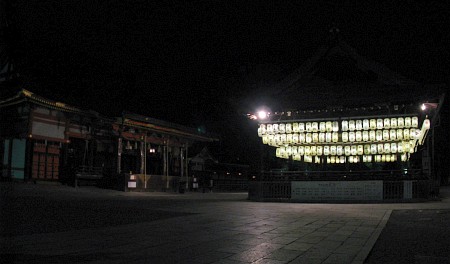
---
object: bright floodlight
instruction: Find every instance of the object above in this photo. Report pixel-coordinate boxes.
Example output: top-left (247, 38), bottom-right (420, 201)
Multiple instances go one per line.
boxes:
top-left (421, 104), bottom-right (426, 111)
top-left (257, 111), bottom-right (267, 119)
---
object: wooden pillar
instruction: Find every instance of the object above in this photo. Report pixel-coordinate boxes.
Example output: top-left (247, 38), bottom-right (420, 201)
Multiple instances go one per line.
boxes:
top-left (117, 138), bottom-right (122, 174)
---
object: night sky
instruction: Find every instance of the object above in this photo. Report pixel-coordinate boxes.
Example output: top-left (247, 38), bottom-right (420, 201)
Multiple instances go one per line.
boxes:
top-left (4, 1), bottom-right (450, 166)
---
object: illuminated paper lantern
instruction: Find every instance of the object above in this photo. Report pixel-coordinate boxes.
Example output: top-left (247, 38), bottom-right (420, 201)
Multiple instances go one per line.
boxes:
top-left (340, 156), bottom-right (345, 163)
top-left (357, 145), bottom-right (364, 155)
top-left (384, 143), bottom-right (391, 153)
top-left (377, 119), bottom-right (383, 129)
top-left (348, 156), bottom-right (353, 163)
top-left (305, 122), bottom-right (312, 132)
top-left (299, 146), bottom-right (305, 155)
top-left (299, 133), bottom-right (305, 143)
top-left (311, 146), bottom-right (317, 155)
top-left (403, 129), bottom-right (410, 140)
top-left (349, 120), bottom-right (356, 131)
top-left (376, 130), bottom-right (383, 141)
top-left (397, 129), bottom-right (403, 140)
top-left (292, 123), bottom-right (299, 133)
top-left (286, 134), bottom-right (293, 144)
top-left (412, 116), bottom-right (418, 128)
top-left (363, 131), bottom-right (369, 141)
top-left (342, 120), bottom-right (349, 131)
top-left (292, 146), bottom-right (298, 154)
top-left (369, 131), bottom-right (376, 141)
top-left (385, 155), bottom-right (391, 162)
top-left (351, 145), bottom-right (357, 155)
top-left (390, 129), bottom-right (397, 141)
top-left (262, 135), bottom-right (269, 144)
top-left (317, 146), bottom-right (323, 155)
top-left (286, 146), bottom-right (292, 155)
top-left (312, 122), bottom-right (318, 132)
top-left (383, 118), bottom-right (391, 129)
top-left (319, 122), bottom-right (326, 132)
top-left (324, 146), bottom-right (330, 155)
top-left (306, 133), bottom-right (312, 143)
top-left (292, 133), bottom-right (299, 144)
top-left (330, 156), bottom-right (336, 163)
top-left (266, 124), bottom-right (273, 134)
top-left (280, 134), bottom-right (286, 144)
top-left (332, 121), bottom-right (339, 132)
top-left (298, 123), bottom-right (305, 132)
top-left (344, 146), bottom-right (351, 156)
top-left (349, 132), bottom-right (355, 142)
top-left (337, 145), bottom-right (343, 156)
top-left (356, 131), bottom-right (362, 142)
top-left (294, 153), bottom-right (301, 161)
top-left (356, 120), bottom-right (363, 130)
top-left (370, 119), bottom-right (376, 130)
top-left (258, 124), bottom-right (266, 136)
top-left (363, 119), bottom-right (370, 130)
top-left (319, 132), bottom-right (325, 143)
top-left (405, 117), bottom-right (411, 128)
top-left (332, 132), bottom-right (339, 143)
top-left (315, 156), bottom-right (321, 164)
top-left (375, 155), bottom-right (382, 162)
top-left (390, 118), bottom-right (397, 128)
top-left (326, 121), bottom-right (332, 132)
top-left (397, 143), bottom-right (403, 153)
top-left (330, 146), bottom-right (336, 156)
top-left (342, 132), bottom-right (349, 142)
top-left (377, 144), bottom-right (384, 154)
top-left (383, 130), bottom-right (390, 141)
top-left (391, 143), bottom-right (397, 153)
top-left (326, 132), bottom-right (332, 143)
top-left (305, 146), bottom-right (311, 155)
top-left (397, 117), bottom-right (404, 128)
top-left (391, 154), bottom-right (397, 162)
top-left (364, 144), bottom-right (370, 155)
top-left (286, 123), bottom-right (292, 133)
top-left (279, 123), bottom-right (285, 133)
top-left (401, 154), bottom-right (408, 162)
top-left (273, 124), bottom-right (279, 134)
top-left (382, 155), bottom-right (386, 162)
top-left (409, 128), bottom-right (417, 139)
top-left (312, 133), bottom-right (319, 143)
top-left (372, 144), bottom-right (380, 155)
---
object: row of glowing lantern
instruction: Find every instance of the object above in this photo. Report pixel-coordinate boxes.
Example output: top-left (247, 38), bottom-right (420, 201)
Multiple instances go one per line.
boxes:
top-left (262, 128), bottom-right (420, 145)
top-left (275, 141), bottom-right (416, 158)
top-left (258, 116), bottom-right (419, 135)
top-left (278, 154), bottom-right (409, 163)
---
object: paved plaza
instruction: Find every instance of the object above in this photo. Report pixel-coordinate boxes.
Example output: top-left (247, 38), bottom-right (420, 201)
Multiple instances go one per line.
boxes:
top-left (1, 183), bottom-right (450, 264)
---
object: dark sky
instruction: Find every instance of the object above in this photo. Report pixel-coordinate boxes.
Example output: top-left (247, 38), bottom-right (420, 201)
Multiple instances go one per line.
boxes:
top-left (5, 0), bottom-right (450, 164)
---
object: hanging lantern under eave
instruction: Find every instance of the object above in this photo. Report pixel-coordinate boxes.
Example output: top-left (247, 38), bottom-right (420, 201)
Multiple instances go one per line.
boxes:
top-left (412, 116), bottom-right (419, 128)
top-left (319, 122), bottom-right (326, 132)
top-left (326, 132), bottom-right (332, 143)
top-left (349, 132), bottom-right (356, 142)
top-left (344, 146), bottom-right (351, 156)
top-left (311, 146), bottom-right (317, 155)
top-left (377, 144), bottom-right (384, 154)
top-left (332, 132), bottom-right (339, 143)
top-left (391, 143), bottom-right (397, 153)
top-left (369, 130), bottom-right (376, 141)
top-left (397, 117), bottom-right (404, 128)
top-left (312, 122), bottom-right (319, 132)
top-left (266, 124), bottom-right (273, 134)
top-left (363, 131), bottom-right (369, 141)
top-left (384, 143), bottom-right (391, 153)
top-left (370, 119), bottom-right (377, 130)
top-left (356, 120), bottom-right (363, 130)
top-left (383, 130), bottom-right (390, 141)
top-left (286, 123), bottom-right (292, 133)
top-left (363, 119), bottom-right (370, 130)
top-left (349, 120), bottom-right (356, 131)
top-left (355, 131), bottom-right (362, 142)
top-left (262, 135), bottom-right (269, 144)
top-left (405, 117), bottom-right (412, 128)
top-left (292, 122), bottom-right (299, 133)
top-left (357, 145), bottom-right (364, 155)
top-left (305, 146), bottom-right (311, 155)
top-left (351, 145), bottom-right (357, 155)
top-left (330, 146), bottom-right (337, 156)
top-left (390, 118), bottom-right (398, 128)
top-left (337, 145), bottom-right (343, 156)
top-left (377, 119), bottom-right (384, 130)
top-left (364, 144), bottom-right (370, 155)
top-left (313, 133), bottom-right (319, 143)
top-left (258, 124), bottom-right (266, 137)
top-left (332, 121), bottom-right (339, 132)
top-left (390, 129), bottom-right (397, 140)
top-left (317, 146), bottom-right (323, 156)
top-left (324, 146), bottom-right (330, 156)
top-left (299, 133), bottom-right (306, 143)
top-left (305, 122), bottom-right (312, 132)
top-left (383, 118), bottom-right (391, 129)
top-left (342, 120), bottom-right (349, 131)
top-left (370, 144), bottom-right (377, 154)
top-left (273, 124), bottom-right (279, 134)
top-left (292, 133), bottom-right (299, 144)
top-left (326, 121), bottom-right (333, 132)
top-left (286, 134), bottom-right (293, 144)
top-left (279, 123), bottom-right (285, 133)
top-left (298, 146), bottom-right (305, 155)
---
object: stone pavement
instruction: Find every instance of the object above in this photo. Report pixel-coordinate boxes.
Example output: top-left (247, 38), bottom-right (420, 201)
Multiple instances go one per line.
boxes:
top-left (1, 183), bottom-right (450, 264)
